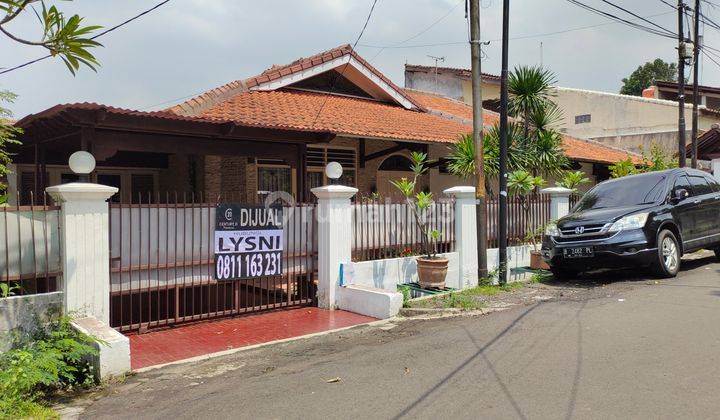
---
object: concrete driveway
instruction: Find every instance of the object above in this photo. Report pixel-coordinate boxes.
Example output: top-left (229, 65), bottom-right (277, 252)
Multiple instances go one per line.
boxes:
top-left (78, 254), bottom-right (720, 420)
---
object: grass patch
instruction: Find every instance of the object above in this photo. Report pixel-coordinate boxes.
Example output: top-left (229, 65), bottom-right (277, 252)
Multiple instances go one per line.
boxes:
top-left (407, 281), bottom-right (526, 310)
top-left (530, 270), bottom-right (554, 284)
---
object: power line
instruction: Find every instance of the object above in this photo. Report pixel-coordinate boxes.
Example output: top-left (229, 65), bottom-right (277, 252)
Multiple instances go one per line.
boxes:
top-left (358, 11), bottom-right (675, 50)
top-left (0, 0), bottom-right (171, 75)
top-left (309, 0), bottom-right (379, 130)
top-left (597, 0), bottom-right (676, 36)
top-left (369, 0), bottom-right (463, 61)
top-left (566, 0), bottom-right (677, 38)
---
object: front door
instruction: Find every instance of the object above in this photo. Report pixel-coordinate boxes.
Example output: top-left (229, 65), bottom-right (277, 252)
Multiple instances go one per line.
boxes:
top-left (671, 174), bottom-right (700, 247)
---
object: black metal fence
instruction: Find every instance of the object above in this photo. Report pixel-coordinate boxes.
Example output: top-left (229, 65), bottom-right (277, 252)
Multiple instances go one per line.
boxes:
top-left (109, 192), bottom-right (317, 333)
top-left (1, 191), bottom-right (61, 296)
top-left (351, 199), bottom-right (455, 262)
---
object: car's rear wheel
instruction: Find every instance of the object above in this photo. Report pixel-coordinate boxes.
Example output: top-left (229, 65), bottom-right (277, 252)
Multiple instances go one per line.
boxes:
top-left (653, 229), bottom-right (680, 278)
top-left (550, 266), bottom-right (577, 281)
top-left (714, 248), bottom-right (720, 262)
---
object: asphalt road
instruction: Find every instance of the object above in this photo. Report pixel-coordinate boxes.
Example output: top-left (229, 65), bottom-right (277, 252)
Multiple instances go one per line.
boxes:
top-left (79, 255), bottom-right (720, 420)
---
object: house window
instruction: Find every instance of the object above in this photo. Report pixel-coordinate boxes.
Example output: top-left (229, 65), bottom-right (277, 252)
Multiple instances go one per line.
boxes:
top-left (306, 145), bottom-right (357, 187)
top-left (575, 114), bottom-right (591, 124)
top-left (257, 165), bottom-right (293, 196)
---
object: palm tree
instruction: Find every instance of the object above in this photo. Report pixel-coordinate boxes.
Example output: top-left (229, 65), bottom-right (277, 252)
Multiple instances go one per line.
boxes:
top-left (508, 65), bottom-right (558, 137)
top-left (522, 129), bottom-right (569, 179)
top-left (447, 122), bottom-right (531, 195)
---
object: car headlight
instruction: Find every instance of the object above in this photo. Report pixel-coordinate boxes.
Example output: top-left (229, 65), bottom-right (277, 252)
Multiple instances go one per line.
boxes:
top-left (608, 212), bottom-right (649, 232)
top-left (545, 222), bottom-right (560, 236)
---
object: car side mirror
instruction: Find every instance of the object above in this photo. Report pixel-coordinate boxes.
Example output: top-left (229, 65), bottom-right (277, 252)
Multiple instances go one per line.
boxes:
top-left (671, 188), bottom-right (689, 204)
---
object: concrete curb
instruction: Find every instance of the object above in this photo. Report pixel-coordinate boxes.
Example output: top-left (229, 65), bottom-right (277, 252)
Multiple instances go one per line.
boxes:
top-left (397, 305), bottom-right (514, 320)
top-left (133, 317), bottom-right (393, 373)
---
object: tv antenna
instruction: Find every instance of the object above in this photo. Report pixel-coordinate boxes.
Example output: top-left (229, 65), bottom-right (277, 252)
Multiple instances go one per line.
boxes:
top-left (427, 55), bottom-right (445, 93)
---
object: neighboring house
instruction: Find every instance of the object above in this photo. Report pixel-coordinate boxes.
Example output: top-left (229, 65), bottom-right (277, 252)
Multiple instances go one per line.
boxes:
top-left (405, 64), bottom-right (720, 156)
top-left (552, 87), bottom-right (720, 155)
top-left (10, 45), bottom-right (637, 203)
top-left (644, 80), bottom-right (720, 110)
top-left (404, 64), bottom-right (501, 103)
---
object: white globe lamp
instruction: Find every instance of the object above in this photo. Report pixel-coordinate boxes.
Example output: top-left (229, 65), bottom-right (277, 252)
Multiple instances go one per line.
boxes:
top-left (68, 151), bottom-right (96, 182)
top-left (325, 161), bottom-right (343, 184)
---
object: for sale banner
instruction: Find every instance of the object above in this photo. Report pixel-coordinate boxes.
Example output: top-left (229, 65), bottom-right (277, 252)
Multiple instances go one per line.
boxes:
top-left (214, 204), bottom-right (283, 280)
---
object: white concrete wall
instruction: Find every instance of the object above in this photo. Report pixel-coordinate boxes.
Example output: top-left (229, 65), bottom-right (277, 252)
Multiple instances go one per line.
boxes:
top-left (553, 87), bottom-right (718, 146)
top-left (347, 252), bottom-right (460, 291)
top-left (337, 285), bottom-right (402, 319)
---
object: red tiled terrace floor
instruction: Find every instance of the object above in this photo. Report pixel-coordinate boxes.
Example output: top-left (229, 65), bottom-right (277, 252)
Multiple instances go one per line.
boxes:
top-left (129, 308), bottom-right (376, 370)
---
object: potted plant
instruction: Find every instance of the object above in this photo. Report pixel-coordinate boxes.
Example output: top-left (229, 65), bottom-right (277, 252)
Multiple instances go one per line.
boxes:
top-left (390, 152), bottom-right (448, 289)
top-left (507, 170), bottom-right (547, 270)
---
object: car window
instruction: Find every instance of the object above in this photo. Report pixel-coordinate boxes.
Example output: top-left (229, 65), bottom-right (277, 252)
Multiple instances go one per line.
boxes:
top-left (575, 172), bottom-right (668, 211)
top-left (688, 175), bottom-right (714, 196)
top-left (703, 174), bottom-right (720, 193)
top-left (672, 174), bottom-right (693, 197)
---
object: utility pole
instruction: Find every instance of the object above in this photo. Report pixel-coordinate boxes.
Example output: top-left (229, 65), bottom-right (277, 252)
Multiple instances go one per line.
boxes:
top-left (469, 0), bottom-right (488, 279)
top-left (678, 0), bottom-right (687, 168)
top-left (691, 0), bottom-right (701, 169)
top-left (498, 0), bottom-right (510, 285)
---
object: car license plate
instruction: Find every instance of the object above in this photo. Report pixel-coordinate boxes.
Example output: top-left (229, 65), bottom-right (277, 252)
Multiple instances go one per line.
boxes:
top-left (563, 247), bottom-right (593, 259)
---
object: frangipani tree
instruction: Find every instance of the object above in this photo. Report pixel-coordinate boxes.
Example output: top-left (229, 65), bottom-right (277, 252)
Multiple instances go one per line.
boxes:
top-left (556, 170), bottom-right (591, 191)
top-left (390, 152), bottom-right (441, 259)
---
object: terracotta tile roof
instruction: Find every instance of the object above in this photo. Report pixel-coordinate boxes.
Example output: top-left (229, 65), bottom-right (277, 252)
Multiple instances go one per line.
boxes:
top-left (404, 90), bottom-right (639, 164)
top-left (199, 89), bottom-right (470, 143)
top-left (562, 134), bottom-right (643, 164)
top-left (16, 102), bottom-right (217, 126)
top-left (405, 64), bottom-right (500, 81)
top-left (403, 88), bottom-right (499, 126)
top-left (171, 44), bottom-right (422, 116)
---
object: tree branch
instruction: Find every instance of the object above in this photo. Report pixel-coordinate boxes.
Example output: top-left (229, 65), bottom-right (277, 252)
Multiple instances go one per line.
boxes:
top-left (0, 0), bottom-right (33, 25)
top-left (0, 23), bottom-right (49, 46)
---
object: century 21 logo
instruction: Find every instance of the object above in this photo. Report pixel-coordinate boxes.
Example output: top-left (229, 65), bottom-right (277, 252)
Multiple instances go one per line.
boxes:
top-left (224, 208), bottom-right (233, 221)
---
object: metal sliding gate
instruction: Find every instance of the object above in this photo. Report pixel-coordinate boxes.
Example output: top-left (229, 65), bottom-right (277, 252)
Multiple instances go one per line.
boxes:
top-left (109, 194), bottom-right (317, 333)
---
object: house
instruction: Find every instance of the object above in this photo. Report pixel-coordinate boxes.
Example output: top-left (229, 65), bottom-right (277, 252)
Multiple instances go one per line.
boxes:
top-left (404, 64), bottom-right (501, 103)
top-left (404, 64), bottom-right (720, 157)
top-left (10, 45), bottom-right (638, 203)
top-left (644, 80), bottom-right (720, 110)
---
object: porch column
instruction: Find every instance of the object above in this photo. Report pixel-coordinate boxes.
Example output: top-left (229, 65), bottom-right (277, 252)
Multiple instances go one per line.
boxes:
top-left (541, 187), bottom-right (574, 220)
top-left (312, 184), bottom-right (358, 309)
top-left (443, 186), bottom-right (478, 289)
top-left (46, 182), bottom-right (118, 323)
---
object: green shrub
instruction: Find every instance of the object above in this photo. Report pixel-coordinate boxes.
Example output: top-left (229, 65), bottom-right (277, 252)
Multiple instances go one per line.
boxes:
top-left (397, 285), bottom-right (412, 307)
top-left (0, 315), bottom-right (99, 418)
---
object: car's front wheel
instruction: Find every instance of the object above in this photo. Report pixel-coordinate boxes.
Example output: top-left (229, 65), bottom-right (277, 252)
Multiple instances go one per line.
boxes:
top-left (652, 229), bottom-right (680, 278)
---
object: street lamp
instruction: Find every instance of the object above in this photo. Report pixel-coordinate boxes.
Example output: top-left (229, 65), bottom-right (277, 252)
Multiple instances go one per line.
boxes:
top-left (68, 151), bottom-right (95, 182)
top-left (325, 161), bottom-right (343, 185)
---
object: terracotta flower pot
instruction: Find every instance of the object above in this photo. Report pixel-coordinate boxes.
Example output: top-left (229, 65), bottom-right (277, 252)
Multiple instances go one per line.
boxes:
top-left (416, 257), bottom-right (449, 289)
top-left (530, 250), bottom-right (550, 270)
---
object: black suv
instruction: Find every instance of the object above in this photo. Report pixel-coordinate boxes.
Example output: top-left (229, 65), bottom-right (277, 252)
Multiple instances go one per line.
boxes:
top-left (542, 168), bottom-right (720, 279)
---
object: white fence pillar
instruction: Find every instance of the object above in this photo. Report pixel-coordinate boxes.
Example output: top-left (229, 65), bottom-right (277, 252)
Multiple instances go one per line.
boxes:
top-left (541, 187), bottom-right (574, 220)
top-left (443, 186), bottom-right (478, 289)
top-left (312, 184), bottom-right (358, 309)
top-left (46, 183), bottom-right (118, 324)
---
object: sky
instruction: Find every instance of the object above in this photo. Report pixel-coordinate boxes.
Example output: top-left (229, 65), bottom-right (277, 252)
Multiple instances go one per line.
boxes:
top-left (1, 0), bottom-right (717, 118)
